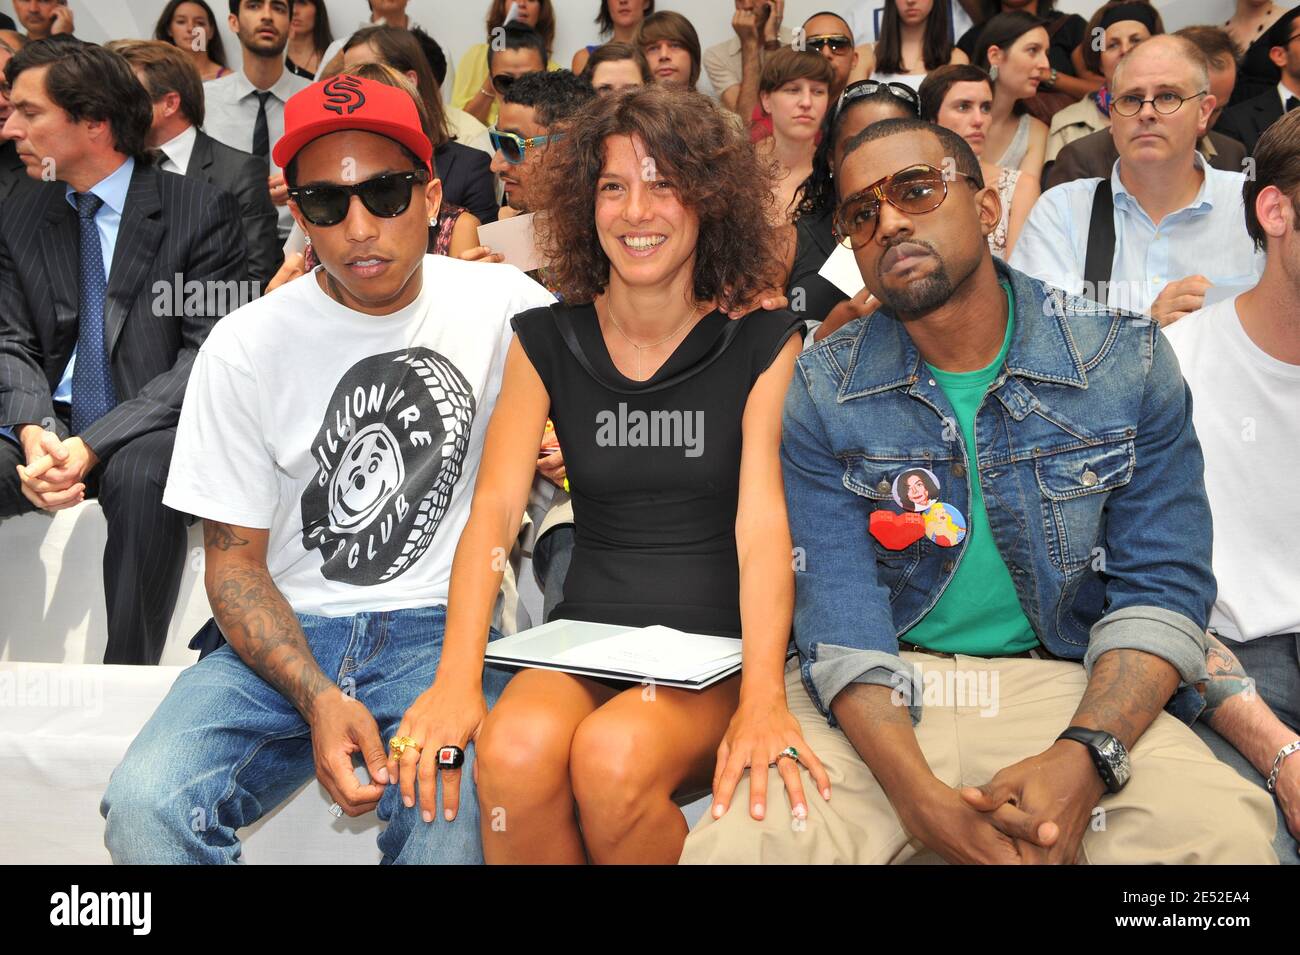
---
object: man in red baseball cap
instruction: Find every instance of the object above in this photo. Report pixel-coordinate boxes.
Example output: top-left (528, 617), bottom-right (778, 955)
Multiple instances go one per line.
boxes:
top-left (101, 72), bottom-right (556, 865)
top-left (274, 72), bottom-right (437, 314)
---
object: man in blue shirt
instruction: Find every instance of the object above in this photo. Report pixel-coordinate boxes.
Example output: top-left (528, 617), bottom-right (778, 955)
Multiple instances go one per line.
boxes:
top-left (0, 38), bottom-right (245, 663)
top-left (1011, 35), bottom-right (1264, 325)
top-left (682, 117), bottom-right (1276, 864)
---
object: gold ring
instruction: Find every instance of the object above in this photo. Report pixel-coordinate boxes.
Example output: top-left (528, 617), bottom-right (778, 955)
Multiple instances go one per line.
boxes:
top-left (389, 735), bottom-right (421, 759)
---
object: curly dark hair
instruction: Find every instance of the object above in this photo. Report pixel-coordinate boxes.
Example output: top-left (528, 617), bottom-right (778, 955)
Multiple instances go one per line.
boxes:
top-left (532, 86), bottom-right (784, 312)
top-left (504, 69), bottom-right (596, 127)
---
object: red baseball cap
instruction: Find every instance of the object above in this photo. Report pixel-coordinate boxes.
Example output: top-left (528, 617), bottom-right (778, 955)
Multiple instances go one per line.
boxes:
top-left (273, 74), bottom-right (434, 174)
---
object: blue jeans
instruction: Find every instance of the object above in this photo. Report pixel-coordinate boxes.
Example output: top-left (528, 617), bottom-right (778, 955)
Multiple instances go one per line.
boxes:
top-left (533, 525), bottom-right (574, 623)
top-left (1193, 632), bottom-right (1300, 864)
top-left (100, 606), bottom-right (512, 864)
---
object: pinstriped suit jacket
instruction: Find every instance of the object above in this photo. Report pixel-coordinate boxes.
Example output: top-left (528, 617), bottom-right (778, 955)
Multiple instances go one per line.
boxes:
top-left (0, 159), bottom-right (245, 459)
top-left (0, 140), bottom-right (29, 202)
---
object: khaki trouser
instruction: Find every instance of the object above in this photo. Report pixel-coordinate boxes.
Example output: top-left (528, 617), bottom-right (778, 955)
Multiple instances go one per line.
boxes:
top-left (680, 653), bottom-right (1278, 864)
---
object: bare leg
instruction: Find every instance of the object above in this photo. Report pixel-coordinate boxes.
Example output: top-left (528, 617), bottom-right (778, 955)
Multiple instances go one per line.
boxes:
top-left (570, 674), bottom-right (741, 864)
top-left (476, 668), bottom-right (619, 863)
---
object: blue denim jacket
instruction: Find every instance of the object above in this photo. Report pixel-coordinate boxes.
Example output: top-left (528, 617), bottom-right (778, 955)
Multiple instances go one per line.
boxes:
top-left (782, 259), bottom-right (1212, 727)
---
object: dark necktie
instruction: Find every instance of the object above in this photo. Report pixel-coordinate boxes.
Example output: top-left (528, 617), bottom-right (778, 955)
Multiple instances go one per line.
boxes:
top-left (252, 90), bottom-right (272, 162)
top-left (1287, 96), bottom-right (1298, 113)
top-left (70, 192), bottom-right (116, 434)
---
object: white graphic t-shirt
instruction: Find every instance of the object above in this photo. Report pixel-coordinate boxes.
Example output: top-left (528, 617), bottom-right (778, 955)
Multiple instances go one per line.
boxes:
top-left (164, 255), bottom-right (555, 616)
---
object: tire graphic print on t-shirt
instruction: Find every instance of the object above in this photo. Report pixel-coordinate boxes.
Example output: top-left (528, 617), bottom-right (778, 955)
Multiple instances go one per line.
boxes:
top-left (301, 348), bottom-right (476, 585)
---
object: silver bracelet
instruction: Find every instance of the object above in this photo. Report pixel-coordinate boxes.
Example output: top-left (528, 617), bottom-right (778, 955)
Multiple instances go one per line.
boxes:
top-left (1267, 739), bottom-right (1300, 793)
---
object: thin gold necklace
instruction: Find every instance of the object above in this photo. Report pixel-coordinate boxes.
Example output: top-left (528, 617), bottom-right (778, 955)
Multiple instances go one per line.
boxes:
top-left (604, 300), bottom-right (702, 379)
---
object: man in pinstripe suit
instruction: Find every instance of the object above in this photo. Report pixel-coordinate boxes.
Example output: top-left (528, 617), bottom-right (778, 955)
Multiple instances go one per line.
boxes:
top-left (0, 38), bottom-right (246, 664)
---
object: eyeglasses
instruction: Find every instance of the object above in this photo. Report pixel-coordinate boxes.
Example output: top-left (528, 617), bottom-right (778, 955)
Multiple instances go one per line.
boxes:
top-left (489, 126), bottom-right (565, 164)
top-left (833, 163), bottom-right (980, 248)
top-left (287, 169), bottom-right (429, 226)
top-left (1110, 89), bottom-right (1207, 117)
top-left (838, 79), bottom-right (921, 116)
top-left (804, 33), bottom-right (854, 54)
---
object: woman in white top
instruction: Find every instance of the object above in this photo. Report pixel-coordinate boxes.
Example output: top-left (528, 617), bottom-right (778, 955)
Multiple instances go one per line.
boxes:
top-left (756, 48), bottom-right (834, 225)
top-left (1047, 1), bottom-right (1162, 164)
top-left (972, 11), bottom-right (1050, 177)
top-left (850, 0), bottom-right (968, 88)
top-left (920, 63), bottom-right (1040, 259)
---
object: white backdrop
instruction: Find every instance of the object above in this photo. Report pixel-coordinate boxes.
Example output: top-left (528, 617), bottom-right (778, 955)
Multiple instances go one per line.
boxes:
top-left (59, 0), bottom-right (1234, 97)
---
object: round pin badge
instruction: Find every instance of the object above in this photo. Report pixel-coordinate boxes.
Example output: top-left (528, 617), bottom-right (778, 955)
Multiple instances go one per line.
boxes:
top-left (892, 467), bottom-right (942, 513)
top-left (923, 502), bottom-right (967, 547)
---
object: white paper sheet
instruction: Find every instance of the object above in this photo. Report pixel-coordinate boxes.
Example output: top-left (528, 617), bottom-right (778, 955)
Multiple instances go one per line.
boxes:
top-left (477, 212), bottom-right (541, 272)
top-left (817, 242), bottom-right (865, 297)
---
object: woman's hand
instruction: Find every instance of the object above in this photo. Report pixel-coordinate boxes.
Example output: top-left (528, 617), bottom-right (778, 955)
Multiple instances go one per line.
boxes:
top-left (710, 694), bottom-right (831, 822)
top-left (265, 251), bottom-right (306, 294)
top-left (267, 173), bottom-right (290, 207)
top-left (725, 289), bottom-right (790, 319)
top-left (387, 679), bottom-right (489, 823)
top-left (537, 448), bottom-right (566, 488)
top-left (813, 287), bottom-right (879, 341)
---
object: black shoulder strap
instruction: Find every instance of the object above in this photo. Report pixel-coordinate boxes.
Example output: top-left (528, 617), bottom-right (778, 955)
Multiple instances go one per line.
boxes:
top-left (1082, 178), bottom-right (1114, 303)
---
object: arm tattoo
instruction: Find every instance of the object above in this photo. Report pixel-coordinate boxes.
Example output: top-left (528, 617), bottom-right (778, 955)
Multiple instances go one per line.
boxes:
top-left (1072, 649), bottom-right (1179, 750)
top-left (208, 556), bottom-right (334, 719)
top-left (1201, 632), bottom-right (1255, 722)
top-left (204, 521), bottom-right (250, 551)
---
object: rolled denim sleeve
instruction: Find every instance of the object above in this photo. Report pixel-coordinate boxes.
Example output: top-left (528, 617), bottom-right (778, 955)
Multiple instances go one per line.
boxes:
top-left (1086, 326), bottom-right (1215, 686)
top-left (781, 356), bottom-right (921, 726)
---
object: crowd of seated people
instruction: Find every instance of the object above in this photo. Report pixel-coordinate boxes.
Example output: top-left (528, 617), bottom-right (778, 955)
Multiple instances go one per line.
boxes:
top-left (0, 0), bottom-right (1295, 866)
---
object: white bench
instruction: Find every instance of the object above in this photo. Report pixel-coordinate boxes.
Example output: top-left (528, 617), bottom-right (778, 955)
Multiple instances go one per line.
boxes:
top-left (0, 501), bottom-right (206, 666)
top-left (0, 662), bottom-right (386, 863)
top-left (0, 503), bottom-right (709, 863)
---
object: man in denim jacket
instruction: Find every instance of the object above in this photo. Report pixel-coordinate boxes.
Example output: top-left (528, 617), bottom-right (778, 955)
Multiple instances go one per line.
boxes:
top-left (682, 119), bottom-right (1276, 864)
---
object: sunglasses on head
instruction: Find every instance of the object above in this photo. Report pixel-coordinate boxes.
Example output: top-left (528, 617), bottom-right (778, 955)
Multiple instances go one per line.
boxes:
top-left (838, 80), bottom-right (921, 115)
top-left (287, 169), bottom-right (429, 226)
top-left (489, 126), bottom-right (565, 164)
top-left (833, 163), bottom-right (980, 248)
top-left (804, 33), bottom-right (854, 54)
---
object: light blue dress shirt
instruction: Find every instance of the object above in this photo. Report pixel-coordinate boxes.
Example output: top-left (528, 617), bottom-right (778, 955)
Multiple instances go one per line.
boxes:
top-left (1008, 152), bottom-right (1265, 316)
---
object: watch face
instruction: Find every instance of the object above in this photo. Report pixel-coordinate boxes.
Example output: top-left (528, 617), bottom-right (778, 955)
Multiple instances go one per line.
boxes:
top-left (1098, 736), bottom-right (1131, 787)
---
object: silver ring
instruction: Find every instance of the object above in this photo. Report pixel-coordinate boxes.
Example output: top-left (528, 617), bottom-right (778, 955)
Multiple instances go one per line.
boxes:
top-left (327, 802), bottom-right (344, 818)
top-left (769, 746), bottom-right (800, 768)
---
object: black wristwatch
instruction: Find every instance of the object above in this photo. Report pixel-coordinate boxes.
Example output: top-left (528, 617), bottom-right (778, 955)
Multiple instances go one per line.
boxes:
top-left (1056, 726), bottom-right (1131, 793)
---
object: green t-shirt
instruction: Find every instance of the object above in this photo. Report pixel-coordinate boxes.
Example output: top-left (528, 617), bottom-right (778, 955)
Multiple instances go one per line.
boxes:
top-left (904, 281), bottom-right (1038, 656)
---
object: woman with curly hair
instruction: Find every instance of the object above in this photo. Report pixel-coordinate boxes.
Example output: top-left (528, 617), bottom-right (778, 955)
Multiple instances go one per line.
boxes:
top-left (389, 86), bottom-right (826, 864)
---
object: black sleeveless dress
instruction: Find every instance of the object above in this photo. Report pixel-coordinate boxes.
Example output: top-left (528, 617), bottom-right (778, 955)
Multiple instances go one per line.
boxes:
top-left (511, 304), bottom-right (804, 639)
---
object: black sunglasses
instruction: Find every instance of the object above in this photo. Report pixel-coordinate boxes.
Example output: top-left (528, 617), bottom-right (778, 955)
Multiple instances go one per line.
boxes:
top-left (288, 169), bottom-right (430, 226)
top-left (492, 73), bottom-right (520, 93)
top-left (804, 33), bottom-right (854, 54)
